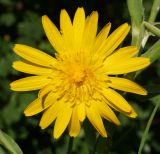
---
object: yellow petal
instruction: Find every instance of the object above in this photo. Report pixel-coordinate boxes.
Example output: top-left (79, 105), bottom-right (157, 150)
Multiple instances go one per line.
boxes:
top-left (73, 8), bottom-right (85, 50)
top-left (98, 23), bottom-right (130, 58)
top-left (106, 57), bottom-right (150, 75)
top-left (60, 9), bottom-right (73, 48)
top-left (82, 11), bottom-right (98, 49)
top-left (13, 61), bottom-right (53, 75)
top-left (94, 101), bottom-right (120, 125)
top-left (53, 104), bottom-right (72, 139)
top-left (39, 100), bottom-right (64, 129)
top-left (38, 85), bottom-right (54, 98)
top-left (101, 88), bottom-right (132, 113)
top-left (68, 107), bottom-right (81, 137)
top-left (108, 77), bottom-right (147, 95)
top-left (24, 97), bottom-right (52, 116)
top-left (10, 76), bottom-right (51, 91)
top-left (42, 15), bottom-right (64, 53)
top-left (86, 105), bottom-right (107, 137)
top-left (102, 97), bottom-right (137, 118)
top-left (77, 103), bottom-right (86, 122)
top-left (43, 91), bottom-right (58, 104)
top-left (129, 108), bottom-right (137, 118)
top-left (103, 46), bottom-right (138, 66)
top-left (93, 22), bottom-right (111, 52)
top-left (13, 44), bottom-right (57, 67)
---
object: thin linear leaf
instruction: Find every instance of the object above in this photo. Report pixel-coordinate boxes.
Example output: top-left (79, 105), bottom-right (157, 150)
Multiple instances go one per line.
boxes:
top-left (138, 96), bottom-right (160, 154)
top-left (0, 130), bottom-right (23, 154)
top-left (144, 21), bottom-right (160, 37)
top-left (127, 0), bottom-right (144, 46)
top-left (148, 0), bottom-right (160, 22)
top-left (141, 40), bottom-right (160, 63)
top-left (142, 0), bottom-right (160, 47)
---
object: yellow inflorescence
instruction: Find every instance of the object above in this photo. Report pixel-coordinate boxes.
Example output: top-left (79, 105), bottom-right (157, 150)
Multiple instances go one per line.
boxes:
top-left (10, 8), bottom-right (150, 139)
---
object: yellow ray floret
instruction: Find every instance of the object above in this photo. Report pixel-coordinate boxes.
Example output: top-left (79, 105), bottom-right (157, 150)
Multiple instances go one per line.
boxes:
top-left (68, 107), bottom-right (81, 137)
top-left (10, 7), bottom-right (150, 139)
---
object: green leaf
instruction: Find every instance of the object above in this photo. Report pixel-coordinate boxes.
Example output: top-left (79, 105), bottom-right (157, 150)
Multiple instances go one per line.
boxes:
top-left (144, 21), bottom-right (160, 37)
top-left (150, 95), bottom-right (160, 105)
top-left (142, 0), bottom-right (160, 47)
top-left (0, 146), bottom-right (6, 154)
top-left (141, 40), bottom-right (160, 63)
top-left (148, 0), bottom-right (160, 22)
top-left (0, 130), bottom-right (23, 154)
top-left (138, 96), bottom-right (160, 154)
top-left (127, 0), bottom-right (144, 46)
top-left (135, 40), bottom-right (160, 77)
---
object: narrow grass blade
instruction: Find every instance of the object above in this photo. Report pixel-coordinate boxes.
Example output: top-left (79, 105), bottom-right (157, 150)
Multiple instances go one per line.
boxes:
top-left (138, 95), bottom-right (160, 154)
top-left (149, 0), bottom-right (160, 22)
top-left (0, 130), bottom-right (23, 154)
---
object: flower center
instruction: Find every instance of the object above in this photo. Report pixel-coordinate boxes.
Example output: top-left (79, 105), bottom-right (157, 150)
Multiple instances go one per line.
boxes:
top-left (72, 67), bottom-right (86, 84)
top-left (66, 62), bottom-right (92, 86)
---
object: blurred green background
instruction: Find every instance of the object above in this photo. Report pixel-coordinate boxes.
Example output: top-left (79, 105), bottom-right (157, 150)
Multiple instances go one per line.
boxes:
top-left (0, 0), bottom-right (160, 154)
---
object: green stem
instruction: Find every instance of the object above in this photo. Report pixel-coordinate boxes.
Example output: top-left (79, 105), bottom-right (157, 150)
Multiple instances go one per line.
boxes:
top-left (127, 0), bottom-right (144, 47)
top-left (138, 102), bottom-right (159, 154)
top-left (67, 137), bottom-right (74, 154)
top-left (149, 0), bottom-right (160, 22)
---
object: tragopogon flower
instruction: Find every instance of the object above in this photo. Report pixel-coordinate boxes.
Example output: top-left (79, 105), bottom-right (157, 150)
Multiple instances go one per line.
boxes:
top-left (10, 8), bottom-right (150, 139)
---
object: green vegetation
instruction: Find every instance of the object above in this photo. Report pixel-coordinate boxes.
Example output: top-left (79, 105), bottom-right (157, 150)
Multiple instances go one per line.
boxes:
top-left (0, 0), bottom-right (160, 154)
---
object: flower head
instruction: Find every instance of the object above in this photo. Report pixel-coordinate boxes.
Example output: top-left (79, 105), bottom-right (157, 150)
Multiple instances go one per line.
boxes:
top-left (10, 8), bottom-right (150, 139)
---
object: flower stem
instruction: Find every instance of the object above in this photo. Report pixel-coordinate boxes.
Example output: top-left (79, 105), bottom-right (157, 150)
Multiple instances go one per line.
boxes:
top-left (138, 101), bottom-right (159, 154)
top-left (127, 0), bottom-right (144, 47)
top-left (67, 137), bottom-right (74, 154)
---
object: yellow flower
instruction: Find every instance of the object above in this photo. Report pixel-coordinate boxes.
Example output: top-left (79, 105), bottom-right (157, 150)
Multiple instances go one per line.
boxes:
top-left (10, 8), bottom-right (150, 139)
